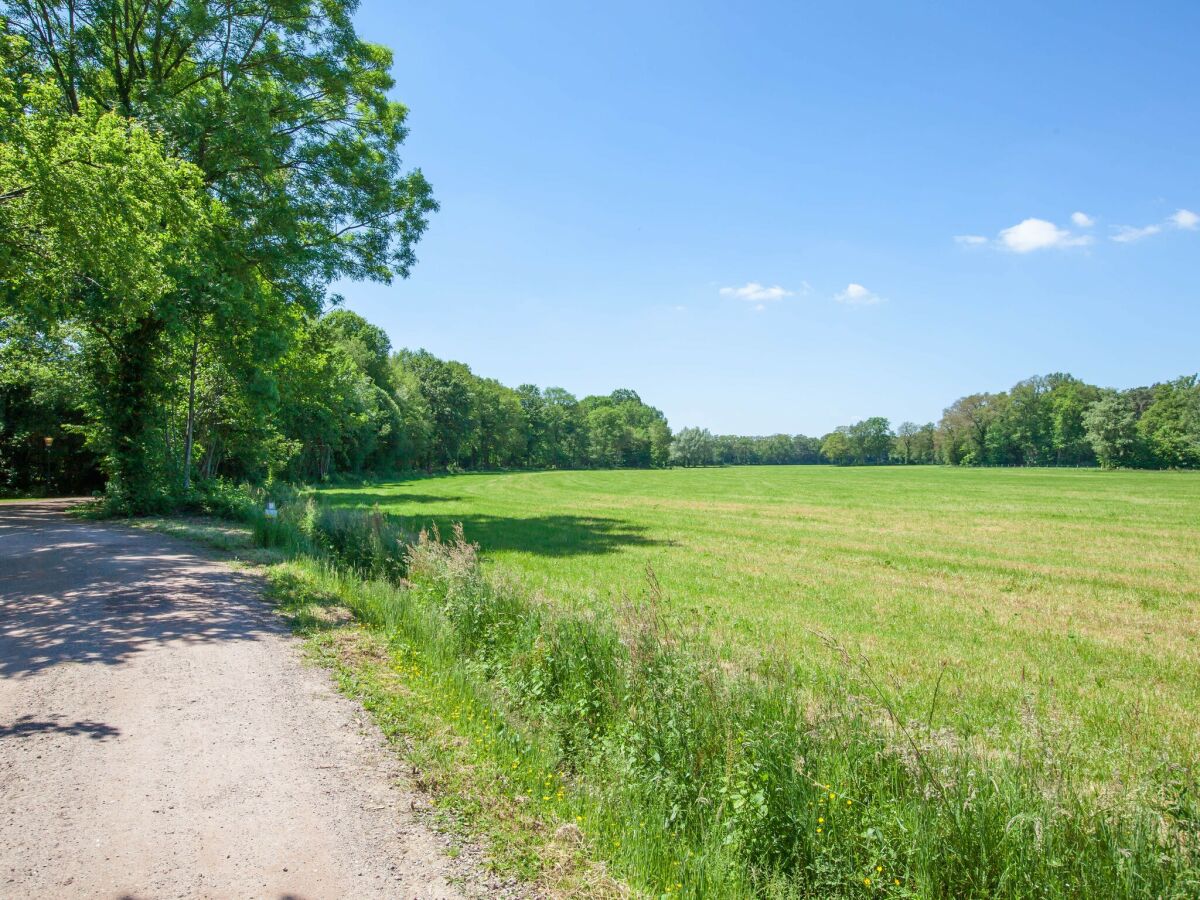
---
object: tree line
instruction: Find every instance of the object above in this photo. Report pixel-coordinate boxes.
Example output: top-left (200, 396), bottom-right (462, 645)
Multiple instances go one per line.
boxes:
top-left (6, 287), bottom-right (1199, 502)
top-left (1, 306), bottom-right (674, 497)
top-left (669, 371), bottom-right (1200, 470)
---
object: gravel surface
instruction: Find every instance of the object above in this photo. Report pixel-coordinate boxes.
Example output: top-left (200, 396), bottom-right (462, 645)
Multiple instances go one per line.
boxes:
top-left (0, 500), bottom-right (483, 899)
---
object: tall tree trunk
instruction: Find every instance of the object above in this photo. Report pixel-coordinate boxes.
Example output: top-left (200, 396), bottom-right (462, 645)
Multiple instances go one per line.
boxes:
top-left (182, 330), bottom-right (199, 490)
top-left (105, 315), bottom-right (165, 513)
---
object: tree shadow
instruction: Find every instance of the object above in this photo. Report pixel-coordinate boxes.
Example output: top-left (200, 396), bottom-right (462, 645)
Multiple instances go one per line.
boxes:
top-left (316, 491), bottom-right (462, 506)
top-left (313, 492), bottom-right (670, 557)
top-left (0, 502), bottom-right (280, 679)
top-left (443, 513), bottom-right (671, 557)
top-left (0, 713), bottom-right (120, 741)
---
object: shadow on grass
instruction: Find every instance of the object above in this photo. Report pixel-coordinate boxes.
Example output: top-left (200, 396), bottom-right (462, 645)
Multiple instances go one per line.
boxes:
top-left (265, 569), bottom-right (351, 635)
top-left (313, 492), bottom-right (670, 558)
top-left (317, 491), bottom-right (463, 506)
top-left (442, 513), bottom-right (671, 557)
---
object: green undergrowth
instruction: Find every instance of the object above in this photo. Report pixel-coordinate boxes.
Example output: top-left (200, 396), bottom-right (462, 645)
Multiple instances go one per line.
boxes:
top-left (150, 499), bottom-right (1199, 898)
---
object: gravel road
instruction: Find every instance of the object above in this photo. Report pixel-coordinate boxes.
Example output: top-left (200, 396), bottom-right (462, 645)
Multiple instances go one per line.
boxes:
top-left (0, 500), bottom-right (470, 899)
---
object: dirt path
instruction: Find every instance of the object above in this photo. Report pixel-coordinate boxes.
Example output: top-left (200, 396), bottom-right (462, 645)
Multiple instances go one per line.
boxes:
top-left (0, 500), bottom-right (471, 899)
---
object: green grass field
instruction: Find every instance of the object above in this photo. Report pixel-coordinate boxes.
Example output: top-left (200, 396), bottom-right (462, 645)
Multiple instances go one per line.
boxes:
top-left (319, 466), bottom-right (1200, 782)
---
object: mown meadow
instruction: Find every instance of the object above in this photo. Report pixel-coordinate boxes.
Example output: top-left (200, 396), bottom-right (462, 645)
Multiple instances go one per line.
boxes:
top-left (178, 465), bottom-right (1200, 896)
top-left (318, 466), bottom-right (1200, 783)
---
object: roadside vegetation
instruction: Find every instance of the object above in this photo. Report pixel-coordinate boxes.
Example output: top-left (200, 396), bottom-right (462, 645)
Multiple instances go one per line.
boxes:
top-left (139, 469), bottom-right (1198, 898)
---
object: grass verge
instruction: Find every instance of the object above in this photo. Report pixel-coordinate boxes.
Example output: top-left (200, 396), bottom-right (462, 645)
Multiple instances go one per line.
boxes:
top-left (138, 502), bottom-right (1199, 898)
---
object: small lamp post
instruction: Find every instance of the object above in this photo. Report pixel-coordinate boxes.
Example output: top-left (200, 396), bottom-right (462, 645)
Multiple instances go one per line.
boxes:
top-left (42, 435), bottom-right (54, 488)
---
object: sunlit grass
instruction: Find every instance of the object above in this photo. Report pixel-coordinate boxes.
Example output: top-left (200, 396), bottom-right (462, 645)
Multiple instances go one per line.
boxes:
top-left (318, 466), bottom-right (1200, 782)
top-left (147, 472), bottom-right (1200, 896)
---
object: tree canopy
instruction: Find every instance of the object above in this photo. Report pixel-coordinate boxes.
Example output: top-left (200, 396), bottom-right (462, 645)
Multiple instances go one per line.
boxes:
top-left (1, 0), bottom-right (434, 509)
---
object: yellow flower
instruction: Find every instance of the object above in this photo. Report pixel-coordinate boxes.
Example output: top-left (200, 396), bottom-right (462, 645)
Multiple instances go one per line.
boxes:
top-left (894, 879), bottom-right (901, 886)
top-left (876, 866), bottom-right (882, 873)
top-left (829, 792), bottom-right (836, 800)
top-left (816, 827), bottom-right (823, 833)
top-left (818, 817), bottom-right (824, 824)
top-left (863, 878), bottom-right (871, 886)
top-left (846, 799), bottom-right (853, 806)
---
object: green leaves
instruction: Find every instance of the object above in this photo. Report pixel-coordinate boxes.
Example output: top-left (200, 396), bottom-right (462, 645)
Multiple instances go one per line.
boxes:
top-left (2, 0), bottom-right (437, 507)
top-left (0, 74), bottom-right (214, 325)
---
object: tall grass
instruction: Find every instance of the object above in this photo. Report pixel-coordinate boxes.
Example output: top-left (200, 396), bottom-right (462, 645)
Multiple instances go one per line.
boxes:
top-left (251, 499), bottom-right (1198, 898)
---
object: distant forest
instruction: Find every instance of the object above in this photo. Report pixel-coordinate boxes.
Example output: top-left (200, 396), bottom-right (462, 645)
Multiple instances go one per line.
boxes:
top-left (3, 304), bottom-right (1198, 501)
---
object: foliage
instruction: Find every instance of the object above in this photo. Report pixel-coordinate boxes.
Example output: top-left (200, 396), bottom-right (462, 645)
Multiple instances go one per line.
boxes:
top-left (669, 427), bottom-right (716, 467)
top-left (1, 0), bottom-right (436, 510)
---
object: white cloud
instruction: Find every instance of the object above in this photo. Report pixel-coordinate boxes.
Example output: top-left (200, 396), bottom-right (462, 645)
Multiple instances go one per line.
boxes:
top-left (753, 303), bottom-right (766, 312)
top-left (998, 218), bottom-right (1093, 252)
top-left (1111, 223), bottom-right (1162, 243)
top-left (1071, 211), bottom-right (1095, 228)
top-left (954, 234), bottom-right (988, 245)
top-left (719, 281), bottom-right (801, 305)
top-left (835, 283), bottom-right (884, 306)
top-left (1170, 208), bottom-right (1198, 230)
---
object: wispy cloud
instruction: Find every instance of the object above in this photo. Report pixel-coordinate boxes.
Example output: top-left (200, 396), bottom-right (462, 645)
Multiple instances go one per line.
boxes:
top-left (1170, 208), bottom-right (1198, 230)
top-left (835, 283), bottom-right (885, 306)
top-left (719, 281), bottom-right (805, 308)
top-left (1071, 211), bottom-right (1095, 228)
top-left (998, 218), bottom-right (1093, 253)
top-left (954, 234), bottom-right (988, 246)
top-left (1111, 223), bottom-right (1162, 243)
top-left (1109, 208), bottom-right (1197, 243)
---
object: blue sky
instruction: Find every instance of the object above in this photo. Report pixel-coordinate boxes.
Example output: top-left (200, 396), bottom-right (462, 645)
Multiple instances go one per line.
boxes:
top-left (336, 1), bottom-right (1200, 435)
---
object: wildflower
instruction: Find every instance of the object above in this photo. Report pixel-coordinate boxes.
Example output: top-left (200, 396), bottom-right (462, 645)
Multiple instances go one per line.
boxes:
top-left (846, 799), bottom-right (852, 806)
top-left (816, 827), bottom-right (822, 834)
top-left (864, 878), bottom-right (871, 886)
top-left (894, 879), bottom-right (900, 886)
top-left (876, 866), bottom-right (882, 873)
top-left (818, 817), bottom-right (824, 824)
top-left (829, 792), bottom-right (836, 800)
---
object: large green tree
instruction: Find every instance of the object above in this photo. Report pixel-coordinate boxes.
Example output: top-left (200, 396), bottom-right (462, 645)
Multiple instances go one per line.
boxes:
top-left (3, 0), bottom-right (435, 509)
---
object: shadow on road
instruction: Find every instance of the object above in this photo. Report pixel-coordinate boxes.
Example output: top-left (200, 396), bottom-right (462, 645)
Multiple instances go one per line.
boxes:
top-left (0, 501), bottom-right (277, 679)
top-left (0, 713), bottom-right (120, 741)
